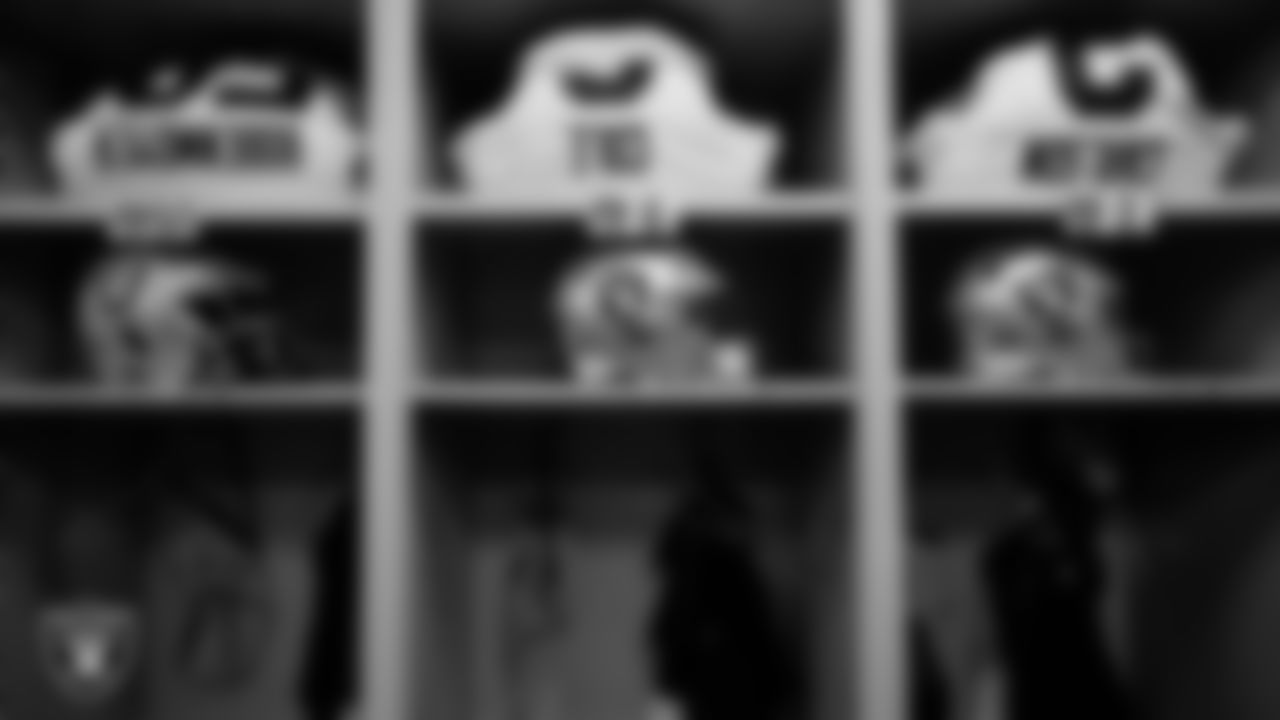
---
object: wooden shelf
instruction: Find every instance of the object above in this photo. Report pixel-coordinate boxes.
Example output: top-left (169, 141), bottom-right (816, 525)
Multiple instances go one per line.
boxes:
top-left (419, 380), bottom-right (854, 409)
top-left (0, 382), bottom-right (358, 411)
top-left (0, 195), bottom-right (364, 226)
top-left (900, 191), bottom-right (1280, 223)
top-left (419, 191), bottom-right (850, 223)
top-left (910, 376), bottom-right (1280, 406)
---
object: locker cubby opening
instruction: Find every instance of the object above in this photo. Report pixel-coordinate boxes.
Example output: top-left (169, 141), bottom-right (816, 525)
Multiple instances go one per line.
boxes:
top-left (0, 223), bottom-right (361, 383)
top-left (902, 217), bottom-right (1280, 378)
top-left (422, 0), bottom-right (844, 189)
top-left (0, 410), bottom-right (358, 720)
top-left (418, 220), bottom-right (849, 381)
top-left (415, 408), bottom-right (853, 720)
top-left (910, 404), bottom-right (1280, 720)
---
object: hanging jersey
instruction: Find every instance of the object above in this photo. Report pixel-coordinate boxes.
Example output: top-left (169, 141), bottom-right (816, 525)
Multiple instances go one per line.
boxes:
top-left (554, 245), bottom-right (754, 386)
top-left (52, 60), bottom-right (362, 208)
top-left (914, 536), bottom-right (1004, 720)
top-left (501, 527), bottom-right (568, 720)
top-left (907, 34), bottom-right (1246, 200)
top-left (161, 519), bottom-right (274, 692)
top-left (1226, 43), bottom-right (1280, 184)
top-left (982, 517), bottom-right (1129, 720)
top-left (453, 24), bottom-right (779, 200)
top-left (301, 498), bottom-right (357, 720)
top-left (649, 484), bottom-right (792, 720)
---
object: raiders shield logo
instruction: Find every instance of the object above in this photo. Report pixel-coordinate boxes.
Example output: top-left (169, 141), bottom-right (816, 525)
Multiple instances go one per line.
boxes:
top-left (38, 602), bottom-right (141, 705)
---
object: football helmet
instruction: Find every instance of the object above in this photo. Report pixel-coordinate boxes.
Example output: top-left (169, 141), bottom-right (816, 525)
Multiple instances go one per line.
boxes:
top-left (78, 246), bottom-right (284, 390)
top-left (907, 33), bottom-right (1246, 199)
top-left (950, 244), bottom-right (1133, 384)
top-left (161, 521), bottom-right (273, 691)
top-left (554, 246), bottom-right (754, 386)
top-left (53, 60), bottom-right (362, 206)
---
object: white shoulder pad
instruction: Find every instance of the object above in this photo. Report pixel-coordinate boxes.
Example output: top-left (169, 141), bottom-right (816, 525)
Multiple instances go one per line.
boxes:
top-left (908, 33), bottom-right (1248, 199)
top-left (52, 59), bottom-right (362, 207)
top-left (453, 24), bottom-right (779, 200)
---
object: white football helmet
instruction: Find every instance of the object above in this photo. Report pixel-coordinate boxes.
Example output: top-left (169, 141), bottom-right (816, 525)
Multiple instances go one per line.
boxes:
top-left (950, 244), bottom-right (1133, 384)
top-left (554, 246), bottom-right (754, 386)
top-left (53, 60), bottom-right (363, 206)
top-left (78, 247), bottom-right (282, 391)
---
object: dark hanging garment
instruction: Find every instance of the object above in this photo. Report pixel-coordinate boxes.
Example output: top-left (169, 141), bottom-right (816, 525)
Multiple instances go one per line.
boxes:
top-left (983, 422), bottom-right (1130, 720)
top-left (301, 497), bottom-right (358, 720)
top-left (912, 624), bottom-right (948, 720)
top-left (500, 429), bottom-right (568, 720)
top-left (648, 439), bottom-right (794, 720)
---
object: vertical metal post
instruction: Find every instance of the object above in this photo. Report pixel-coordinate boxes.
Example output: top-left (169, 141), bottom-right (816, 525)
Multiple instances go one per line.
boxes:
top-left (364, 0), bottom-right (421, 717)
top-left (849, 0), bottom-right (907, 717)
